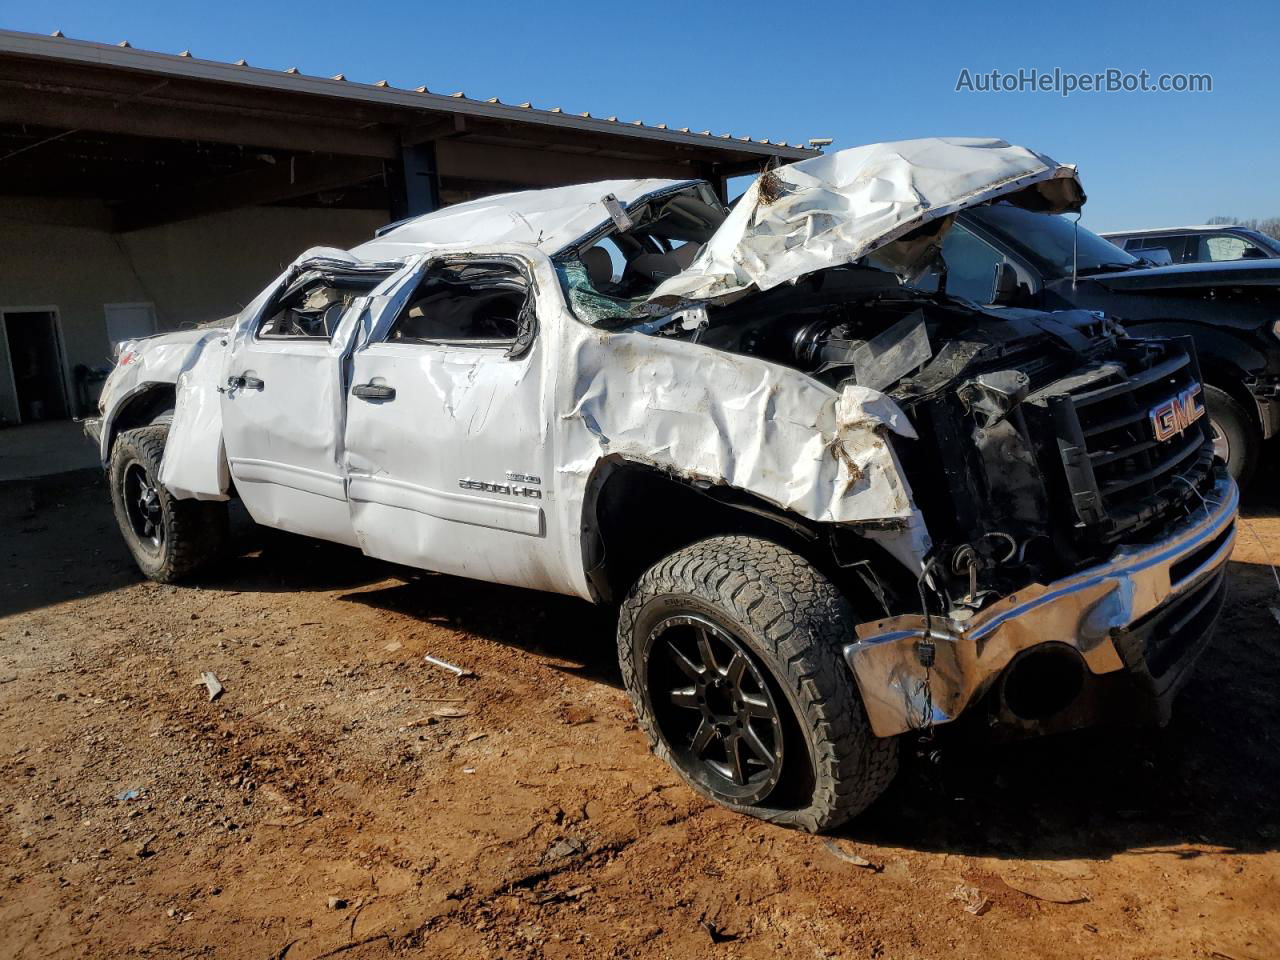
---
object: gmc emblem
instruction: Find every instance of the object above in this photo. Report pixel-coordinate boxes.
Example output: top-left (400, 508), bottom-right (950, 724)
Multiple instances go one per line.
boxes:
top-left (1149, 384), bottom-right (1205, 442)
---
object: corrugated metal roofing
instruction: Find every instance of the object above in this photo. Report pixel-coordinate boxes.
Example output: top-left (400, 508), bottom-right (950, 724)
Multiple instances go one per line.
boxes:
top-left (1, 29), bottom-right (818, 161)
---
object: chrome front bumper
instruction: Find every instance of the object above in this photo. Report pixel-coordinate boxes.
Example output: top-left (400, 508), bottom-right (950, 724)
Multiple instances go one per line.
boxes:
top-left (845, 467), bottom-right (1238, 738)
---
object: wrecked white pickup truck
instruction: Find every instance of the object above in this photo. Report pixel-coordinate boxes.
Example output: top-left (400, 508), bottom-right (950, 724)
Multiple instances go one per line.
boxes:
top-left (87, 138), bottom-right (1237, 831)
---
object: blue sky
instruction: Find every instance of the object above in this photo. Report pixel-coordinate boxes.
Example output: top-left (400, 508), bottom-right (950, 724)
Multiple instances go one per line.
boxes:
top-left (6, 0), bottom-right (1278, 230)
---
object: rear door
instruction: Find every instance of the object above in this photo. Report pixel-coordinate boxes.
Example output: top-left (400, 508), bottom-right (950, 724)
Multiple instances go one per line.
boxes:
top-left (342, 252), bottom-right (561, 591)
top-left (219, 260), bottom-right (397, 545)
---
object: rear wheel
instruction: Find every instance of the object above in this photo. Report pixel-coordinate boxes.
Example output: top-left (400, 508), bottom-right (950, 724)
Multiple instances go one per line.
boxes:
top-left (109, 425), bottom-right (228, 582)
top-left (618, 535), bottom-right (898, 832)
top-left (1204, 384), bottom-right (1259, 488)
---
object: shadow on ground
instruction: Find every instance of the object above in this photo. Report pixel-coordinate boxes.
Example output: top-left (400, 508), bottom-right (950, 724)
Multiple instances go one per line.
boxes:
top-left (843, 552), bottom-right (1280, 861)
top-left (5, 460), bottom-right (1279, 862)
top-left (340, 574), bottom-right (621, 688)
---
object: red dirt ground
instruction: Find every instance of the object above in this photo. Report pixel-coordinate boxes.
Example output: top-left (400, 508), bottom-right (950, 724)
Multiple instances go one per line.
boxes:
top-left (2, 467), bottom-right (1279, 959)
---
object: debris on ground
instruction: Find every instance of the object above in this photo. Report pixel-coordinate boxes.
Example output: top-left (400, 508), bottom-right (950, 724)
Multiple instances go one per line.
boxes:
top-left (326, 896), bottom-right (348, 910)
top-left (700, 917), bottom-right (740, 944)
top-left (999, 872), bottom-right (1091, 904)
top-left (951, 884), bottom-right (991, 916)
top-left (423, 654), bottom-right (474, 678)
top-left (196, 671), bottom-right (224, 702)
top-left (533, 884), bottom-right (594, 905)
top-left (115, 787), bottom-right (142, 802)
top-left (544, 837), bottom-right (587, 862)
top-left (822, 838), bottom-right (882, 871)
top-left (431, 705), bottom-right (470, 719)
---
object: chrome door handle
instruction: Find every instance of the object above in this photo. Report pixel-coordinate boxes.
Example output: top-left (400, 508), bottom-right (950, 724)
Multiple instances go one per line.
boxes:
top-left (352, 383), bottom-right (396, 401)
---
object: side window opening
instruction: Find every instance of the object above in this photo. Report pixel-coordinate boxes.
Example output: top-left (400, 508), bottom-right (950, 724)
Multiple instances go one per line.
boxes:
top-left (387, 260), bottom-right (533, 353)
top-left (258, 268), bottom-right (388, 341)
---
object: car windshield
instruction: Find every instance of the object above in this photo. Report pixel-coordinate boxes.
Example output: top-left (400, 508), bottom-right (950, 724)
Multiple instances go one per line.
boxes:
top-left (966, 204), bottom-right (1140, 277)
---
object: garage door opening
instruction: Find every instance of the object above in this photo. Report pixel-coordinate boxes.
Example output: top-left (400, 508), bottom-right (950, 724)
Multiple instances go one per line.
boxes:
top-left (2, 309), bottom-right (70, 423)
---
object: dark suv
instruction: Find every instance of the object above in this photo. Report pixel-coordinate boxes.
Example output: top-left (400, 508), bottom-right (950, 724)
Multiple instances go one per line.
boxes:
top-left (933, 205), bottom-right (1280, 485)
top-left (1102, 225), bottom-right (1280, 265)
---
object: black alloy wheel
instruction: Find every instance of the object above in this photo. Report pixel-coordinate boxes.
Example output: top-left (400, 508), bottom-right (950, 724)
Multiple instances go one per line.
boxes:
top-left (643, 613), bottom-right (785, 803)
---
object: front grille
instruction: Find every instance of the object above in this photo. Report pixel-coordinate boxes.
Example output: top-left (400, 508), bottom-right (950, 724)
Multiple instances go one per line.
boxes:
top-left (1029, 337), bottom-right (1216, 543)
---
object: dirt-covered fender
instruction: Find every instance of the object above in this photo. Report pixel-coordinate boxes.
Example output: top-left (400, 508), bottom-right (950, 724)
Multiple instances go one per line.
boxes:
top-left (556, 324), bottom-right (932, 584)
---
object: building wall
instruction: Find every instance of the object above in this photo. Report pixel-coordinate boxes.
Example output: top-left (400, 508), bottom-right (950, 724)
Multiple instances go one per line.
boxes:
top-left (0, 198), bottom-right (385, 423)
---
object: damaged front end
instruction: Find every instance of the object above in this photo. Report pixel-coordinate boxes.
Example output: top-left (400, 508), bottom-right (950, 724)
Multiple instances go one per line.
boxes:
top-left (848, 467), bottom-right (1234, 737)
top-left (554, 137), bottom-right (1235, 738)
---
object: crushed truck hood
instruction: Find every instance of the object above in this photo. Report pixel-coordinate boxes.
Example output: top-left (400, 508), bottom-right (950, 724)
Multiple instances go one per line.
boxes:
top-left (648, 137), bottom-right (1085, 306)
top-left (353, 179), bottom-right (695, 262)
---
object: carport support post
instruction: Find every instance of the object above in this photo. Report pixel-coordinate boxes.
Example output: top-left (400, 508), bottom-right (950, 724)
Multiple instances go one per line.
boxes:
top-left (386, 139), bottom-right (440, 221)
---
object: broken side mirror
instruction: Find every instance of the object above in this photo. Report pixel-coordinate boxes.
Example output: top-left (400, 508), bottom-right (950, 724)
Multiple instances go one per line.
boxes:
top-left (990, 261), bottom-right (1021, 306)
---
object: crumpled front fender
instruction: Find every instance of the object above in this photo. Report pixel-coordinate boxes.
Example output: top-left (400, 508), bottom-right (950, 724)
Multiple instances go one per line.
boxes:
top-left (558, 327), bottom-right (933, 578)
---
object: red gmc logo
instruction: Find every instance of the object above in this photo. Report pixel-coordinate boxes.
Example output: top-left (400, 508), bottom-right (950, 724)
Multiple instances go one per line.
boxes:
top-left (1149, 384), bottom-right (1205, 442)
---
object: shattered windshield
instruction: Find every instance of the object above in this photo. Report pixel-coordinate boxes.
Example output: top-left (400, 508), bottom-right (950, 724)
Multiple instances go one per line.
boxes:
top-left (966, 204), bottom-right (1139, 277)
top-left (555, 183), bottom-right (726, 327)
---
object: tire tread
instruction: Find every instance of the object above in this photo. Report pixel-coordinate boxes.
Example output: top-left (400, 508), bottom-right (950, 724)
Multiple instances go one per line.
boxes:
top-left (617, 535), bottom-right (898, 832)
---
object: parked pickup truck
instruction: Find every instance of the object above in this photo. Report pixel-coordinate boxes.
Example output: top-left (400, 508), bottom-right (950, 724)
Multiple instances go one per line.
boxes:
top-left (86, 138), bottom-right (1237, 831)
top-left (940, 206), bottom-right (1280, 486)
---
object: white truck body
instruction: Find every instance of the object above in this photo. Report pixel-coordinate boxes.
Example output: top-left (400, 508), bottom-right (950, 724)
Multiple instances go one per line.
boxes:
top-left (89, 138), bottom-right (1235, 758)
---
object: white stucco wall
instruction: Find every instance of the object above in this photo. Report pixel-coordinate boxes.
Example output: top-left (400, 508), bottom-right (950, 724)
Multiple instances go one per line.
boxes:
top-left (0, 199), bottom-right (385, 423)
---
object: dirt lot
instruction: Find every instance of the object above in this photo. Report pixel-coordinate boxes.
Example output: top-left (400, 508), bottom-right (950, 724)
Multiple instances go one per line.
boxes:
top-left (2, 466), bottom-right (1279, 960)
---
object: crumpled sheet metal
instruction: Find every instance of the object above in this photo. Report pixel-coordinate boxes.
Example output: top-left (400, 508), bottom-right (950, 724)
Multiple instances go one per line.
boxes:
top-left (846, 467), bottom-right (1237, 737)
top-left (353, 178), bottom-right (692, 262)
top-left (558, 330), bottom-right (932, 571)
top-left (94, 326), bottom-right (226, 465)
top-left (648, 137), bottom-right (1084, 306)
top-left (159, 334), bottom-right (231, 501)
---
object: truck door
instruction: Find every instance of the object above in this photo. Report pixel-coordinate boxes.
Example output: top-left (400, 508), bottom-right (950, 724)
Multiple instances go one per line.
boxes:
top-left (219, 260), bottom-right (395, 545)
top-left (342, 253), bottom-right (562, 592)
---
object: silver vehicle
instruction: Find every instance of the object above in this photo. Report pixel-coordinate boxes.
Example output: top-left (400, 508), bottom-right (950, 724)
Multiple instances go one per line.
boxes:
top-left (86, 139), bottom-right (1236, 831)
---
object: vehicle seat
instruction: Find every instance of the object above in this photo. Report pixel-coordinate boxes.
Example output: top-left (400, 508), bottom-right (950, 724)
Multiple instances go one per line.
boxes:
top-left (581, 247), bottom-right (614, 289)
top-left (624, 251), bottom-right (685, 286)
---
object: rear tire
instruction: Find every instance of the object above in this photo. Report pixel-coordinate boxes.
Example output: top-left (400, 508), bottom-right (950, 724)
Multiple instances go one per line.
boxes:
top-left (1204, 384), bottom-right (1258, 489)
top-left (109, 425), bottom-right (228, 582)
top-left (618, 535), bottom-right (897, 832)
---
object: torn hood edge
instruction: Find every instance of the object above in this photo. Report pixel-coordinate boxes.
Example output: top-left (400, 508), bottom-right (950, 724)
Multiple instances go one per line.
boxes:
top-left (646, 137), bottom-right (1085, 308)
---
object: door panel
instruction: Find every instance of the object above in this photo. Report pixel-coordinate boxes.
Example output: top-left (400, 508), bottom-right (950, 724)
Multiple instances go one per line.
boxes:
top-left (216, 256), bottom-right (410, 545)
top-left (344, 341), bottom-right (555, 588)
top-left (219, 337), bottom-right (356, 544)
top-left (342, 255), bottom-right (559, 591)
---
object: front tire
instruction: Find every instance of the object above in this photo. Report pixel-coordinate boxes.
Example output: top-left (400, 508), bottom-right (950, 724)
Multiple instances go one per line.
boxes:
top-left (618, 535), bottom-right (897, 832)
top-left (109, 425), bottom-right (228, 582)
top-left (1204, 384), bottom-right (1259, 488)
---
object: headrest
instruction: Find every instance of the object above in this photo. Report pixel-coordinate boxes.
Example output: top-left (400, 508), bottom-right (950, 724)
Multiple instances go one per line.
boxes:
top-left (581, 246), bottom-right (613, 288)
